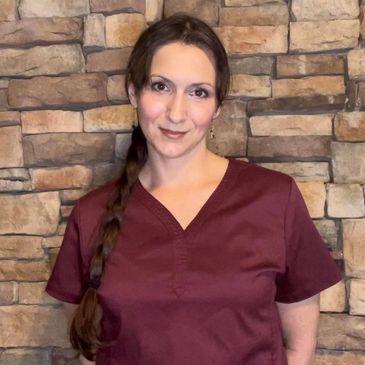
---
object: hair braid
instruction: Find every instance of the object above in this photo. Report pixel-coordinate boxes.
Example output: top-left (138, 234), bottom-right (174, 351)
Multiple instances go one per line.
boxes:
top-left (69, 125), bottom-right (147, 361)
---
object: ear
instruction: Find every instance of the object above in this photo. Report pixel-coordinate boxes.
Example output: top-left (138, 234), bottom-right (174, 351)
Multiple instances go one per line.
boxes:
top-left (128, 83), bottom-right (138, 108)
top-left (213, 106), bottom-right (221, 119)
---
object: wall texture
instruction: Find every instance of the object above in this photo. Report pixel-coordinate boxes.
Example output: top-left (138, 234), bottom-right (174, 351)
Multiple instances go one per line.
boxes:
top-left (0, 0), bottom-right (364, 364)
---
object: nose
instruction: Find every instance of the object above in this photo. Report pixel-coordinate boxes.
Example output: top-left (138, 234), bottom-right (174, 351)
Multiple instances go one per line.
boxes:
top-left (167, 91), bottom-right (186, 124)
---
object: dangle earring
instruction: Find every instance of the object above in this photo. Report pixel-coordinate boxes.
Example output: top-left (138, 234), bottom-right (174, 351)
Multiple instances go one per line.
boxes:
top-left (132, 120), bottom-right (137, 130)
top-left (209, 124), bottom-right (215, 139)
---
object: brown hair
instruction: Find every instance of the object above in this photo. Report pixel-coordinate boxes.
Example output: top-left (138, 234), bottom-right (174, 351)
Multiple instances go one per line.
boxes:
top-left (69, 13), bottom-right (230, 361)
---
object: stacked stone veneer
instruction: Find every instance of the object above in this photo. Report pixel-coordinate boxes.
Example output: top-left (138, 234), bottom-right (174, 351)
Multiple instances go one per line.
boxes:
top-left (0, 0), bottom-right (364, 364)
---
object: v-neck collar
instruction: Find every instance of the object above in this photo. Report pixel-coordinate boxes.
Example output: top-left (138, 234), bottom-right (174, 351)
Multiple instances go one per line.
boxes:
top-left (133, 157), bottom-right (238, 238)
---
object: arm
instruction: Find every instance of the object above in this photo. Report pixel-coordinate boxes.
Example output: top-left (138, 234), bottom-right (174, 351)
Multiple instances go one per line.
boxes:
top-left (276, 294), bottom-right (320, 365)
top-left (63, 303), bottom-right (96, 365)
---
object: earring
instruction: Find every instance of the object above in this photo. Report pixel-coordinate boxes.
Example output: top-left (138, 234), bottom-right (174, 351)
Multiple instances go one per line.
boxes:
top-left (132, 120), bottom-right (137, 130)
top-left (209, 124), bottom-right (215, 139)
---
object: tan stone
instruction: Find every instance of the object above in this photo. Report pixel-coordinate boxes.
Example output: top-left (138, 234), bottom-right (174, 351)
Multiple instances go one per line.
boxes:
top-left (0, 236), bottom-right (43, 259)
top-left (90, 0), bottom-right (145, 13)
top-left (84, 105), bottom-right (136, 132)
top-left (41, 236), bottom-right (63, 249)
top-left (59, 189), bottom-right (89, 204)
top-left (214, 25), bottom-right (287, 55)
top-left (19, 282), bottom-right (58, 305)
top-left (0, 126), bottom-right (23, 168)
top-left (52, 348), bottom-right (80, 365)
top-left (0, 168), bottom-right (29, 181)
top-left (91, 162), bottom-right (122, 187)
top-left (343, 219), bottom-right (365, 278)
top-left (348, 49), bottom-right (365, 81)
top-left (318, 314), bottom-right (365, 349)
top-left (335, 112), bottom-right (365, 142)
top-left (229, 74), bottom-right (271, 98)
top-left (23, 133), bottom-right (114, 166)
top-left (320, 280), bottom-right (346, 312)
top-left (229, 56), bottom-right (274, 75)
top-left (0, 0), bottom-right (17, 21)
top-left (361, 5), bottom-right (365, 41)
top-left (0, 282), bottom-right (17, 305)
top-left (21, 110), bottom-right (83, 134)
top-left (220, 4), bottom-right (288, 26)
top-left (0, 261), bottom-right (50, 281)
top-left (164, 0), bottom-right (219, 26)
top-left (0, 348), bottom-right (50, 365)
top-left (250, 114), bottom-right (332, 136)
top-left (349, 279), bottom-right (365, 315)
top-left (331, 142), bottom-right (365, 183)
top-left (360, 83), bottom-right (365, 109)
top-left (146, 0), bottom-right (163, 23)
top-left (257, 162), bottom-right (329, 182)
top-left (0, 192), bottom-right (60, 235)
top-left (108, 75), bottom-right (128, 101)
top-left (86, 48), bottom-right (131, 73)
top-left (314, 219), bottom-right (339, 252)
top-left (57, 223), bottom-right (67, 236)
top-left (327, 184), bottom-right (365, 218)
top-left (296, 181), bottom-right (326, 218)
top-left (248, 136), bottom-right (331, 160)
top-left (277, 54), bottom-right (344, 77)
top-left (8, 73), bottom-right (108, 109)
top-left (84, 13), bottom-right (106, 49)
top-left (272, 76), bottom-right (344, 98)
top-left (0, 305), bottom-right (68, 347)
top-left (0, 180), bottom-right (32, 192)
top-left (290, 20), bottom-right (360, 53)
top-left (0, 111), bottom-right (20, 127)
top-left (115, 133), bottom-right (132, 160)
top-left (61, 205), bottom-right (73, 219)
top-left (315, 349), bottom-right (365, 365)
top-left (292, 0), bottom-right (359, 21)
top-left (0, 17), bottom-right (83, 46)
top-left (0, 89), bottom-right (8, 111)
top-left (30, 165), bottom-right (92, 190)
top-left (225, 0), bottom-right (285, 5)
top-left (105, 13), bottom-right (146, 48)
top-left (19, 0), bottom-right (90, 18)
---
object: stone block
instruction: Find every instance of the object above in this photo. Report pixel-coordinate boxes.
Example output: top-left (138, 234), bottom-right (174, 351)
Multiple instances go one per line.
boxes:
top-left (84, 13), bottom-right (106, 49)
top-left (219, 4), bottom-right (288, 26)
top-left (343, 219), bottom-right (365, 278)
top-left (30, 165), bottom-right (92, 190)
top-left (0, 192), bottom-right (60, 235)
top-left (0, 180), bottom-right (32, 192)
top-left (90, 0), bottom-right (145, 13)
top-left (207, 100), bottom-right (247, 156)
top-left (0, 348), bottom-right (50, 365)
top-left (229, 74), bottom-right (271, 98)
top-left (105, 13), bottom-right (146, 48)
top-left (19, 282), bottom-right (58, 305)
top-left (320, 280), bottom-right (346, 312)
top-left (248, 136), bottom-right (331, 160)
top-left (19, 0), bottom-right (90, 18)
top-left (348, 49), bottom-right (365, 81)
top-left (0, 111), bottom-right (20, 127)
top-left (247, 95), bottom-right (345, 116)
top-left (0, 0), bottom-right (18, 21)
top-left (225, 0), bottom-right (286, 5)
top-left (277, 54), bottom-right (344, 77)
top-left (145, 0), bottom-right (163, 23)
top-left (296, 181), bottom-right (326, 218)
top-left (318, 314), bottom-right (365, 349)
top-left (107, 75), bottom-right (128, 101)
top-left (229, 56), bottom-right (274, 75)
top-left (164, 0), bottom-right (219, 26)
top-left (0, 282), bottom-right (17, 305)
top-left (84, 105), bottom-right (136, 132)
top-left (51, 348), bottom-right (79, 365)
top-left (8, 73), bottom-right (108, 109)
top-left (290, 20), bottom-right (360, 53)
top-left (315, 349), bottom-right (365, 365)
top-left (115, 133), bottom-right (132, 161)
top-left (0, 168), bottom-right (29, 181)
top-left (327, 184), bottom-right (365, 218)
top-left (361, 5), bottom-right (365, 41)
top-left (21, 110), bottom-right (83, 135)
top-left (0, 305), bottom-right (68, 347)
top-left (0, 261), bottom-right (50, 281)
top-left (214, 25), bottom-right (287, 55)
top-left (349, 279), bottom-right (365, 315)
top-left (334, 112), bottom-right (365, 141)
top-left (0, 236), bottom-right (43, 259)
top-left (61, 205), bottom-right (73, 219)
top-left (42, 236), bottom-right (64, 249)
top-left (331, 142), bottom-right (365, 183)
top-left (360, 83), bottom-right (365, 109)
top-left (59, 189), bottom-right (89, 204)
top-left (257, 162), bottom-right (329, 182)
top-left (86, 48), bottom-right (131, 73)
top-left (291, 0), bottom-right (359, 21)
top-left (23, 133), bottom-right (114, 166)
top-left (92, 162), bottom-right (122, 187)
top-left (272, 76), bottom-right (345, 98)
top-left (314, 219), bottom-right (338, 251)
top-left (0, 17), bottom-right (83, 46)
top-left (0, 89), bottom-right (8, 111)
top-left (250, 114), bottom-right (332, 136)
top-left (0, 126), bottom-right (23, 168)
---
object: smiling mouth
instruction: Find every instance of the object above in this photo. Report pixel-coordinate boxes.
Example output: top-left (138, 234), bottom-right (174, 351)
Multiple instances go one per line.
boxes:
top-left (159, 127), bottom-right (188, 134)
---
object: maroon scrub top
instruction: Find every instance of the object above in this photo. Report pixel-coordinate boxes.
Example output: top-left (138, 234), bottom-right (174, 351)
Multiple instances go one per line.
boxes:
top-left (46, 157), bottom-right (341, 365)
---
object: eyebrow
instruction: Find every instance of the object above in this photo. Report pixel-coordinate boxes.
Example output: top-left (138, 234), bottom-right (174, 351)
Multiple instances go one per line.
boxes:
top-left (149, 74), bottom-right (215, 88)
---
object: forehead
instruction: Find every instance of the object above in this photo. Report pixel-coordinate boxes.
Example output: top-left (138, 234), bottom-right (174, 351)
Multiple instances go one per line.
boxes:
top-left (149, 42), bottom-right (216, 84)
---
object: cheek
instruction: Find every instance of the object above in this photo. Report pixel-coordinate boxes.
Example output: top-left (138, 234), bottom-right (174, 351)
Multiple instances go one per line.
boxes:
top-left (139, 94), bottom-right (165, 120)
top-left (190, 102), bottom-right (217, 127)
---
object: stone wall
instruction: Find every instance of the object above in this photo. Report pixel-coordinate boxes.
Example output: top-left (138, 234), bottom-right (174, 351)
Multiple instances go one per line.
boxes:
top-left (0, 0), bottom-right (364, 364)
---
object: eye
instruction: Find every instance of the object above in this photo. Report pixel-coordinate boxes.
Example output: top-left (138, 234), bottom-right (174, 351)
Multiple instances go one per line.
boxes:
top-left (150, 81), bottom-right (169, 92)
top-left (193, 88), bottom-right (209, 98)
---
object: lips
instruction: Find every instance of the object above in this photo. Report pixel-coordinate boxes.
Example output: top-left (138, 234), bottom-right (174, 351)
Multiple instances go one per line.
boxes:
top-left (159, 127), bottom-right (188, 139)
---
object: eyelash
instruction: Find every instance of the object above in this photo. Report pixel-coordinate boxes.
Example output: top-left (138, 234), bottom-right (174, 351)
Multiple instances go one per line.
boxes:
top-left (149, 81), bottom-right (210, 98)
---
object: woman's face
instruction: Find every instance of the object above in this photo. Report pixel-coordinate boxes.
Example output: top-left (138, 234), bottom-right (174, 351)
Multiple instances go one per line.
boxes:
top-left (128, 42), bottom-right (221, 161)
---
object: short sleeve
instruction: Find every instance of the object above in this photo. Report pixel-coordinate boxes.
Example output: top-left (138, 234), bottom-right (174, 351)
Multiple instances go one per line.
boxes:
top-left (275, 178), bottom-right (342, 303)
top-left (45, 202), bottom-right (88, 304)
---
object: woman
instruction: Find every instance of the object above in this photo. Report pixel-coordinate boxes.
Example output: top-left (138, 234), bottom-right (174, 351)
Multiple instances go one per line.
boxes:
top-left (46, 13), bottom-right (341, 365)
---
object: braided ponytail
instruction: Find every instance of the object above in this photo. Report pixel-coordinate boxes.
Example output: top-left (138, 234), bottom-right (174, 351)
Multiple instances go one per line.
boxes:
top-left (69, 125), bottom-right (147, 360)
